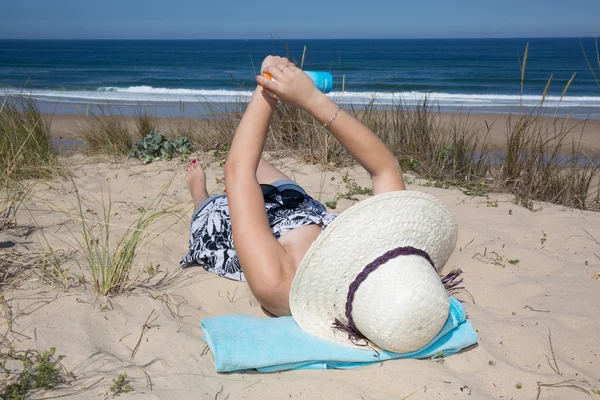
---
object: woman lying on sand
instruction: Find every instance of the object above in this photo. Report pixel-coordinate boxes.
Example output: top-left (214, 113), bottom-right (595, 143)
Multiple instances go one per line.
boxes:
top-left (181, 55), bottom-right (405, 317)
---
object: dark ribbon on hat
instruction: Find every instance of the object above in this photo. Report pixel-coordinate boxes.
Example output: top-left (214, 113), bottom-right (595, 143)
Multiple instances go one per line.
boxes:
top-left (332, 246), bottom-right (464, 346)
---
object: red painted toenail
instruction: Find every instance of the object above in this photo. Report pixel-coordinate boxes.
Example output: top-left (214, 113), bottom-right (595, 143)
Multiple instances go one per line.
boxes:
top-left (192, 160), bottom-right (197, 164)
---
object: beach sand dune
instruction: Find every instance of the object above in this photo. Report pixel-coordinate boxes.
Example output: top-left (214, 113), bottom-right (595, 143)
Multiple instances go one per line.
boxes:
top-left (3, 153), bottom-right (600, 399)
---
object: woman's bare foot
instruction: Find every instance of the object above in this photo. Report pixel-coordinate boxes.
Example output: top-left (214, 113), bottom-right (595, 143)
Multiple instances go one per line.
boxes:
top-left (186, 160), bottom-right (209, 210)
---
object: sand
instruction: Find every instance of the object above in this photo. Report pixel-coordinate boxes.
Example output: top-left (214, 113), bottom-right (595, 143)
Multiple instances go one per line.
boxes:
top-left (2, 151), bottom-right (600, 399)
top-left (48, 112), bottom-right (600, 154)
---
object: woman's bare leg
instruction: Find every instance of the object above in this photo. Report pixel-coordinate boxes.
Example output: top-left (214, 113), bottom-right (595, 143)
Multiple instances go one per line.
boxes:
top-left (186, 160), bottom-right (209, 209)
top-left (256, 158), bottom-right (292, 185)
top-left (187, 158), bottom-right (287, 208)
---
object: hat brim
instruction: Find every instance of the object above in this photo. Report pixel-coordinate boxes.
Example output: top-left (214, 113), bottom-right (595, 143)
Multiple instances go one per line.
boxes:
top-left (289, 191), bottom-right (458, 349)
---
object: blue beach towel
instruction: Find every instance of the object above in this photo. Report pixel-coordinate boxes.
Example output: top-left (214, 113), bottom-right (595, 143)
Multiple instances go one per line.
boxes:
top-left (201, 297), bottom-right (477, 373)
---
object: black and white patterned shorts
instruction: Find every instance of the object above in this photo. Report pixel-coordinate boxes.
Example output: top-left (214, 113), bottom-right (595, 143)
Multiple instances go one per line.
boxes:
top-left (180, 180), bottom-right (337, 281)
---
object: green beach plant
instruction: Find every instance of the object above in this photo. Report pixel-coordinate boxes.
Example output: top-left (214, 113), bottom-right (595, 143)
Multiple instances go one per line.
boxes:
top-left (0, 347), bottom-right (70, 400)
top-left (129, 131), bottom-right (193, 164)
top-left (324, 200), bottom-right (338, 209)
top-left (108, 373), bottom-right (134, 397)
top-left (338, 173), bottom-right (373, 200)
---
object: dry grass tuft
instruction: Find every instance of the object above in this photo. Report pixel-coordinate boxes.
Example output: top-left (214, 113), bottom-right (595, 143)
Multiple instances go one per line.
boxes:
top-left (0, 183), bottom-right (28, 232)
top-left (134, 109), bottom-right (157, 140)
top-left (75, 105), bottom-right (133, 156)
top-left (497, 50), bottom-right (600, 211)
top-left (0, 94), bottom-right (59, 181)
top-left (499, 113), bottom-right (600, 210)
top-left (0, 250), bottom-right (61, 293)
top-left (1, 93), bottom-right (62, 233)
top-left (66, 180), bottom-right (182, 296)
top-left (580, 33), bottom-right (600, 88)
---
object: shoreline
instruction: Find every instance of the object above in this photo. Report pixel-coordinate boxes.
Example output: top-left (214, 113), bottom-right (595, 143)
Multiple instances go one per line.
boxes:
top-left (31, 97), bottom-right (600, 121)
top-left (47, 110), bottom-right (600, 154)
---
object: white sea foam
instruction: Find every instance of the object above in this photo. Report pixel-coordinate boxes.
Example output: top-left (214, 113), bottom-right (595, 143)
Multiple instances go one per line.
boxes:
top-left (6, 86), bottom-right (600, 109)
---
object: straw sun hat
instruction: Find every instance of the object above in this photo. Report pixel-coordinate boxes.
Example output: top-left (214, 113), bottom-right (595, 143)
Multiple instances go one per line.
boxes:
top-left (289, 191), bottom-right (461, 354)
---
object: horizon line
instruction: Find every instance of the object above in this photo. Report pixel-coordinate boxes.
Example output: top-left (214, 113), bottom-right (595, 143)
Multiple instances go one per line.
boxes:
top-left (0, 36), bottom-right (596, 41)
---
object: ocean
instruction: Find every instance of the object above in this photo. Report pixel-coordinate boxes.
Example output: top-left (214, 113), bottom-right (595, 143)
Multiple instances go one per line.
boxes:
top-left (1, 38), bottom-right (599, 118)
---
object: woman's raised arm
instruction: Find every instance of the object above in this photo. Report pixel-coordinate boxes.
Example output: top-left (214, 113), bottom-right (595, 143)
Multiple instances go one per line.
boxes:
top-left (258, 67), bottom-right (405, 195)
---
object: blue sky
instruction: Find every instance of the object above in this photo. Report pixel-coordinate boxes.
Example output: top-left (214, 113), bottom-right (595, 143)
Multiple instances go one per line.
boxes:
top-left (1, 0), bottom-right (598, 39)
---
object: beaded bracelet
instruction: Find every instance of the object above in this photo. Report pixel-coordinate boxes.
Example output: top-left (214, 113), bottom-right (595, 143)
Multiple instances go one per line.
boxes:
top-left (324, 105), bottom-right (341, 129)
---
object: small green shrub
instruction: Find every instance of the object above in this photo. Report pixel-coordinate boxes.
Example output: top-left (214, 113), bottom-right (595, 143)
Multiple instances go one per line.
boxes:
top-left (145, 262), bottom-right (160, 277)
top-left (324, 201), bottom-right (338, 209)
top-left (0, 347), bottom-right (67, 400)
top-left (342, 174), bottom-right (373, 197)
top-left (109, 373), bottom-right (134, 397)
top-left (334, 173), bottom-right (373, 201)
top-left (210, 142), bottom-right (232, 167)
top-left (129, 131), bottom-right (193, 164)
top-left (326, 173), bottom-right (373, 208)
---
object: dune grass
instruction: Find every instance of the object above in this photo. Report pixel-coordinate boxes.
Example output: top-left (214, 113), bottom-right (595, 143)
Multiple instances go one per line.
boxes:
top-left (498, 112), bottom-right (600, 210)
top-left (134, 108), bottom-right (157, 140)
top-left (74, 94), bottom-right (599, 211)
top-left (0, 181), bottom-right (27, 232)
top-left (68, 180), bottom-right (180, 296)
top-left (0, 94), bottom-right (69, 319)
top-left (496, 44), bottom-right (600, 210)
top-left (173, 97), bottom-right (244, 152)
top-left (0, 94), bottom-right (58, 182)
top-left (0, 94), bottom-right (60, 232)
top-left (75, 104), bottom-right (133, 156)
top-left (357, 98), bottom-right (490, 184)
top-left (580, 33), bottom-right (600, 88)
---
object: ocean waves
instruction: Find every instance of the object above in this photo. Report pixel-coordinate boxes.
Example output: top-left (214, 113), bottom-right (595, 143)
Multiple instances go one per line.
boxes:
top-left (6, 85), bottom-right (600, 110)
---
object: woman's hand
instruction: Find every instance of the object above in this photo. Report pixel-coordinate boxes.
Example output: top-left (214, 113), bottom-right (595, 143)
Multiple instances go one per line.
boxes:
top-left (256, 56), bottom-right (322, 111)
top-left (260, 55), bottom-right (291, 74)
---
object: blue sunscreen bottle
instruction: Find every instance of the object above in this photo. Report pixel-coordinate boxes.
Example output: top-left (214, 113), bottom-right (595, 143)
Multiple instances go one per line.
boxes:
top-left (304, 71), bottom-right (333, 93)
top-left (262, 71), bottom-right (333, 94)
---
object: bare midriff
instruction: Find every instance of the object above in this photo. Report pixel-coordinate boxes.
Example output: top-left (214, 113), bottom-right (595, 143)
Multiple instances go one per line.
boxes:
top-left (278, 224), bottom-right (322, 274)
